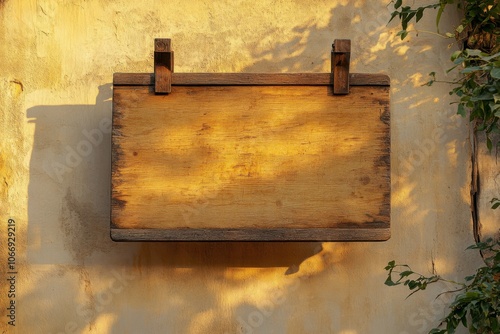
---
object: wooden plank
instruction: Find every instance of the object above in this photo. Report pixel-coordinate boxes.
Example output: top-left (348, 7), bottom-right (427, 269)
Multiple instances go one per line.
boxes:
top-left (110, 228), bottom-right (391, 241)
top-left (332, 39), bottom-right (351, 95)
top-left (112, 85), bottom-right (390, 240)
top-left (154, 38), bottom-right (173, 94)
top-left (113, 72), bottom-right (390, 86)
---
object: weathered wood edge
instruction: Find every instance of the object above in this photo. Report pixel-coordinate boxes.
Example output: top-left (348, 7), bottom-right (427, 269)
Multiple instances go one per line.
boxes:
top-left (154, 38), bottom-right (173, 94)
top-left (113, 73), bottom-right (390, 86)
top-left (110, 79), bottom-right (391, 242)
top-left (332, 39), bottom-right (351, 94)
top-left (110, 228), bottom-right (391, 241)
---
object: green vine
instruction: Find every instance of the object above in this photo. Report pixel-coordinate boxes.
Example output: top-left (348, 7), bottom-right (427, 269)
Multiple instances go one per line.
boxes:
top-left (386, 2), bottom-right (500, 333)
top-left (385, 239), bottom-right (500, 334)
top-left (492, 197), bottom-right (500, 209)
top-left (390, 0), bottom-right (500, 149)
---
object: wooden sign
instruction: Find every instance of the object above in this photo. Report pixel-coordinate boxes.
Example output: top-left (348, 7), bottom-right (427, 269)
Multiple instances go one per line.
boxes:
top-left (111, 39), bottom-right (390, 241)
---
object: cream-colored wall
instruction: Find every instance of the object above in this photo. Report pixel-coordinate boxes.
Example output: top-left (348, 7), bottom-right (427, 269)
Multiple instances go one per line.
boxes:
top-left (1, 1), bottom-right (496, 333)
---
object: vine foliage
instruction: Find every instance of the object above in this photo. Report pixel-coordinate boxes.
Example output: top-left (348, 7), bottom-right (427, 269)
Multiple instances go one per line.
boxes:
top-left (386, 1), bottom-right (500, 333)
top-left (390, 0), bottom-right (500, 149)
top-left (385, 239), bottom-right (500, 334)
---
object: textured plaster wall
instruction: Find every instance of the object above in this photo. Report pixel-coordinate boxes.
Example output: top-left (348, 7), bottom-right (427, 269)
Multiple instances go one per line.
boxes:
top-left (0, 0), bottom-right (496, 333)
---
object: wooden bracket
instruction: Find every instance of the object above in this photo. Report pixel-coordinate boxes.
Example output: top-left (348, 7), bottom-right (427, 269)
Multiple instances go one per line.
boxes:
top-left (154, 38), bottom-right (174, 94)
top-left (331, 39), bottom-right (351, 95)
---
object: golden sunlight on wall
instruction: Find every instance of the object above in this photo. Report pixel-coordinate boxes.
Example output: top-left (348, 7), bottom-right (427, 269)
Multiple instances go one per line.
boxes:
top-left (0, 0), bottom-right (493, 333)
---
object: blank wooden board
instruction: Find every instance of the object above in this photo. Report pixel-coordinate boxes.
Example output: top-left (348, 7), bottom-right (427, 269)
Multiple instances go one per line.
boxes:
top-left (111, 73), bottom-right (390, 241)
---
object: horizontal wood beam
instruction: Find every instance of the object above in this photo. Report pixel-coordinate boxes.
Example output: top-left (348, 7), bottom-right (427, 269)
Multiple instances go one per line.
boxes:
top-left (113, 72), bottom-right (390, 87)
top-left (111, 228), bottom-right (391, 241)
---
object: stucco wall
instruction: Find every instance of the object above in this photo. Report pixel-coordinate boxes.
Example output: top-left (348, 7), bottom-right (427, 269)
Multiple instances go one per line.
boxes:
top-left (1, 1), bottom-right (496, 333)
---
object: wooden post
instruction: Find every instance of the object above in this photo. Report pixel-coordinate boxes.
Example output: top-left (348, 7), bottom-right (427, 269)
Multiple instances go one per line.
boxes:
top-left (332, 39), bottom-right (350, 95)
top-left (154, 38), bottom-right (174, 94)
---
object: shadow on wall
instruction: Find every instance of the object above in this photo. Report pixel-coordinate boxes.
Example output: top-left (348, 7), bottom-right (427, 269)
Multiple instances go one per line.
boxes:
top-left (27, 83), bottom-right (324, 269)
top-left (25, 87), bottom-right (328, 334)
top-left (25, 4), bottom-right (391, 271)
top-left (26, 84), bottom-right (114, 266)
top-left (22, 2), bottom-right (471, 333)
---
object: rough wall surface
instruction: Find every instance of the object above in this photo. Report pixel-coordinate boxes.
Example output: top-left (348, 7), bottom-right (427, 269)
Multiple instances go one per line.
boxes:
top-left (0, 0), bottom-right (496, 333)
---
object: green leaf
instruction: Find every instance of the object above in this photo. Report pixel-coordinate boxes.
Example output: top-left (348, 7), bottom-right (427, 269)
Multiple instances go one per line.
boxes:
top-left (446, 317), bottom-right (456, 333)
top-left (461, 314), bottom-right (467, 327)
top-left (408, 281), bottom-right (418, 289)
top-left (429, 329), bottom-right (446, 334)
top-left (466, 49), bottom-right (482, 57)
top-left (446, 64), bottom-right (461, 74)
top-left (388, 11), bottom-right (399, 24)
top-left (465, 291), bottom-right (479, 298)
top-left (480, 301), bottom-right (490, 316)
top-left (400, 270), bottom-right (413, 277)
top-left (401, 10), bottom-right (416, 31)
top-left (450, 50), bottom-right (461, 61)
top-left (490, 67), bottom-right (500, 79)
top-left (416, 8), bottom-right (424, 22)
top-left (436, 3), bottom-right (445, 32)
top-left (385, 276), bottom-right (398, 286)
top-left (445, 32), bottom-right (454, 38)
top-left (465, 274), bottom-right (475, 281)
top-left (457, 104), bottom-right (466, 117)
top-left (456, 24), bottom-right (464, 33)
top-left (479, 51), bottom-right (500, 61)
top-left (461, 66), bottom-right (484, 74)
top-left (394, 0), bottom-right (402, 9)
top-left (470, 93), bottom-right (494, 101)
top-left (397, 30), bottom-right (409, 40)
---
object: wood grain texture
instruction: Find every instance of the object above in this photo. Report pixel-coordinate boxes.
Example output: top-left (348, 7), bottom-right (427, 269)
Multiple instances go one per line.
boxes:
top-left (113, 73), bottom-right (390, 86)
top-left (112, 82), bottom-right (390, 240)
top-left (332, 39), bottom-right (351, 95)
top-left (110, 228), bottom-right (391, 241)
top-left (154, 38), bottom-right (173, 94)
